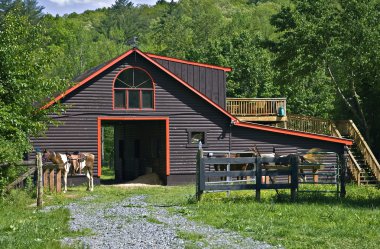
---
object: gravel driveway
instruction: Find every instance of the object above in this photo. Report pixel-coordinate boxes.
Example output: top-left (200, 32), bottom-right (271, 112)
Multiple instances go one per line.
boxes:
top-left (62, 195), bottom-right (275, 249)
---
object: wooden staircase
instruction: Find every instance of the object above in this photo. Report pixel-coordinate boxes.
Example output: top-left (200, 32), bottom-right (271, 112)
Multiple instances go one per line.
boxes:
top-left (281, 115), bottom-right (379, 185)
top-left (348, 144), bottom-right (377, 184)
top-left (336, 120), bottom-right (380, 185)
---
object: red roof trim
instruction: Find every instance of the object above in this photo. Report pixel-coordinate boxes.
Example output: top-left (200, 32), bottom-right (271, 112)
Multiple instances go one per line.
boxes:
top-left (41, 49), bottom-right (135, 110)
top-left (235, 121), bottom-right (353, 146)
top-left (146, 53), bottom-right (232, 72)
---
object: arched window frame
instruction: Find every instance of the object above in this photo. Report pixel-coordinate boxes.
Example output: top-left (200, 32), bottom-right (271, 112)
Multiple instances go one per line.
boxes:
top-left (112, 66), bottom-right (155, 110)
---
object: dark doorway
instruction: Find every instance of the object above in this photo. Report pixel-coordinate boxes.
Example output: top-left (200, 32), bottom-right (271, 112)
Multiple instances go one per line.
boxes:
top-left (100, 119), bottom-right (168, 184)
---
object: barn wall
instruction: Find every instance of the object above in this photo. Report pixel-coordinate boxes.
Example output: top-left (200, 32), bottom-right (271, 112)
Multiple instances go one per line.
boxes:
top-left (32, 51), bottom-right (345, 185)
top-left (153, 58), bottom-right (226, 109)
top-left (32, 51), bottom-right (232, 178)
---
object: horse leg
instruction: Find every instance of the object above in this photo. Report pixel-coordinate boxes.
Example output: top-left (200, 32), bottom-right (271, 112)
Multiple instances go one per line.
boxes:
top-left (90, 171), bottom-right (94, 191)
top-left (85, 168), bottom-right (90, 191)
top-left (63, 169), bottom-right (68, 193)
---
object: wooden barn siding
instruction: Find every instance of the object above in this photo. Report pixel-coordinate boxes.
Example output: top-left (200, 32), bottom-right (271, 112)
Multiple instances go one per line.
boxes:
top-left (32, 52), bottom-right (231, 176)
top-left (153, 58), bottom-right (226, 109)
top-left (231, 126), bottom-right (343, 154)
top-left (32, 51), bottom-right (345, 181)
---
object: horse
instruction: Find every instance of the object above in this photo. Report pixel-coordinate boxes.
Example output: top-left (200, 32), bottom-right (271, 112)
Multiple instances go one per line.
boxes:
top-left (43, 150), bottom-right (95, 192)
top-left (213, 148), bottom-right (257, 181)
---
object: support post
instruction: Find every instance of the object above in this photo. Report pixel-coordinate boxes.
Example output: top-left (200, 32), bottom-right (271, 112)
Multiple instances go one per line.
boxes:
top-left (43, 168), bottom-right (48, 188)
top-left (36, 152), bottom-right (43, 207)
top-left (256, 157), bottom-right (262, 201)
top-left (196, 142), bottom-right (204, 201)
top-left (290, 155), bottom-right (299, 202)
top-left (49, 169), bottom-right (54, 191)
top-left (340, 153), bottom-right (346, 198)
top-left (56, 169), bottom-right (61, 193)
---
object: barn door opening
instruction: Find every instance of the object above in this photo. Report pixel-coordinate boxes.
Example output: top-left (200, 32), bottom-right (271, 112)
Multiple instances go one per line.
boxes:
top-left (98, 118), bottom-right (169, 185)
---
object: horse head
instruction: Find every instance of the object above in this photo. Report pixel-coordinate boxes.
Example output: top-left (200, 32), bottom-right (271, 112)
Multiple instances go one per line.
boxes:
top-left (42, 149), bottom-right (58, 164)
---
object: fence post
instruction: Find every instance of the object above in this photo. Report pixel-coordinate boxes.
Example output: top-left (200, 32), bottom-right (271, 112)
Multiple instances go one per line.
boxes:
top-left (36, 152), bottom-right (43, 207)
top-left (290, 155), bottom-right (299, 202)
top-left (56, 169), bottom-right (61, 193)
top-left (255, 157), bottom-right (262, 201)
top-left (196, 142), bottom-right (204, 201)
top-left (340, 153), bottom-right (347, 198)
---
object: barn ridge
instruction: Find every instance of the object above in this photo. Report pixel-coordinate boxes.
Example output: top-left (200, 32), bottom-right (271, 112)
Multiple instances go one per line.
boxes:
top-left (41, 48), bottom-right (352, 146)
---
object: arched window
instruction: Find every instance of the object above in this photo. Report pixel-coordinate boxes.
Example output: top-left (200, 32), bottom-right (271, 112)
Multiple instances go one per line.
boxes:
top-left (113, 67), bottom-right (154, 110)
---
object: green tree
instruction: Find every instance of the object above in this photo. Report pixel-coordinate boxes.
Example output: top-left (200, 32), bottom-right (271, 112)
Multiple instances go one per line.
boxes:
top-left (271, 0), bottom-right (380, 142)
top-left (0, 5), bottom-right (64, 164)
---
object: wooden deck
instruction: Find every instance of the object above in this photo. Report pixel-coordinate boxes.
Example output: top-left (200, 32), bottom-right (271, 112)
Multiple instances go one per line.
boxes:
top-left (226, 98), bottom-right (287, 122)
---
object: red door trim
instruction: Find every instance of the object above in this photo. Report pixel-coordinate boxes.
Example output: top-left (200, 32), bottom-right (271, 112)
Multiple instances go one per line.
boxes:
top-left (97, 116), bottom-right (170, 177)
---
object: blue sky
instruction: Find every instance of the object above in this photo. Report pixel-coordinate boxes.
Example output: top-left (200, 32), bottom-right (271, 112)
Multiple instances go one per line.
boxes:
top-left (39, 0), bottom-right (159, 16)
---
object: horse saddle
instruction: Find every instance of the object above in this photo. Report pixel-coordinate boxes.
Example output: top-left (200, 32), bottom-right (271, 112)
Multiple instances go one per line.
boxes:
top-left (67, 152), bottom-right (86, 173)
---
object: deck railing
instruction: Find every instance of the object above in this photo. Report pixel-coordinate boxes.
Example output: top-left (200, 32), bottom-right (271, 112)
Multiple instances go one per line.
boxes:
top-left (226, 98), bottom-right (286, 117)
top-left (336, 120), bottom-right (380, 183)
top-left (286, 114), bottom-right (335, 136)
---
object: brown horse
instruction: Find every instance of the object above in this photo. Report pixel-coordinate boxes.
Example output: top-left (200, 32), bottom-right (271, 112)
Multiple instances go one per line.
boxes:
top-left (43, 150), bottom-right (95, 192)
top-left (214, 148), bottom-right (257, 181)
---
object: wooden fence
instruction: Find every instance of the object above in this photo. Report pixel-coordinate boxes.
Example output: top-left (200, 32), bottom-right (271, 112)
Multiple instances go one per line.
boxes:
top-left (3, 153), bottom-right (63, 207)
top-left (196, 149), bottom-right (299, 201)
top-left (196, 148), bottom-right (346, 201)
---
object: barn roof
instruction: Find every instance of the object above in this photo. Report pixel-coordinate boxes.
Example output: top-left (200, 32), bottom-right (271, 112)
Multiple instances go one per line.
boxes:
top-left (41, 48), bottom-right (352, 146)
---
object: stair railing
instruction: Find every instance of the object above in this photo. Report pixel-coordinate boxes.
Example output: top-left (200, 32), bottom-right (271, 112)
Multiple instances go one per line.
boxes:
top-left (331, 123), bottom-right (362, 184)
top-left (337, 120), bottom-right (380, 183)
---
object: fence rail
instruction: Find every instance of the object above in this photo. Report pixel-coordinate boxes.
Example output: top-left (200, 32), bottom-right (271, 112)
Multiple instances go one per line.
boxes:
top-left (226, 98), bottom-right (286, 117)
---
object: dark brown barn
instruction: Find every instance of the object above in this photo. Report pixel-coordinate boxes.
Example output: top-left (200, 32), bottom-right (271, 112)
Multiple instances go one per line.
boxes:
top-left (32, 48), bottom-right (352, 185)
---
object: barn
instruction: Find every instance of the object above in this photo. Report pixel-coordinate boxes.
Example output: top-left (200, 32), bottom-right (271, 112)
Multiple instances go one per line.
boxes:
top-left (32, 48), bottom-right (352, 185)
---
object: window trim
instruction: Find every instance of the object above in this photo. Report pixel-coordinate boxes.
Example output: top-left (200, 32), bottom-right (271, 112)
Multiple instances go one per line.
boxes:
top-left (186, 129), bottom-right (208, 148)
top-left (112, 66), bottom-right (155, 110)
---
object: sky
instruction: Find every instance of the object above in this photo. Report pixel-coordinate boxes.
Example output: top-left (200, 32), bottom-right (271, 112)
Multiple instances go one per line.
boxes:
top-left (39, 0), bottom-right (159, 16)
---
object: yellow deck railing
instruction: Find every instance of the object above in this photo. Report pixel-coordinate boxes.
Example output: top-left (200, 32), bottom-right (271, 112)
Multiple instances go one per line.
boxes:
top-left (226, 98), bottom-right (286, 117)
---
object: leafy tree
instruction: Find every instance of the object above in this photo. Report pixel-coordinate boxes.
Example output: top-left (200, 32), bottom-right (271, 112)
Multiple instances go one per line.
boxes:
top-left (0, 4), bottom-right (64, 164)
top-left (190, 31), bottom-right (278, 98)
top-left (271, 0), bottom-right (380, 143)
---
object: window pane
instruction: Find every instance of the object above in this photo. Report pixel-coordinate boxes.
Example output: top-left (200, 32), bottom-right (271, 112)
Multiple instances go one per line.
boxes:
top-left (142, 91), bottom-right (153, 108)
top-left (115, 69), bottom-right (133, 88)
top-left (128, 90), bottom-right (139, 108)
top-left (134, 69), bottom-right (152, 88)
top-left (114, 90), bottom-right (126, 108)
top-left (191, 132), bottom-right (205, 144)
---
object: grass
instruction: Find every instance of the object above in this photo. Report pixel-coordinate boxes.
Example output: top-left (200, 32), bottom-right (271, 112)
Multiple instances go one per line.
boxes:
top-left (187, 184), bottom-right (380, 249)
top-left (0, 184), bottom-right (379, 248)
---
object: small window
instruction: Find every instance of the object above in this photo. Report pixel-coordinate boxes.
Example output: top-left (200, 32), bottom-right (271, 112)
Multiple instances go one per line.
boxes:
top-left (191, 132), bottom-right (204, 144)
top-left (187, 129), bottom-right (208, 147)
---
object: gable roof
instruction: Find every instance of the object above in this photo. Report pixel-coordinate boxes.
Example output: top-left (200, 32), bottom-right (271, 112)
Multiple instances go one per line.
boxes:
top-left (41, 48), bottom-right (352, 146)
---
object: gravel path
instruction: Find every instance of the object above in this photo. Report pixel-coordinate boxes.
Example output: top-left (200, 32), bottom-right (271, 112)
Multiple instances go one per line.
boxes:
top-left (61, 195), bottom-right (276, 249)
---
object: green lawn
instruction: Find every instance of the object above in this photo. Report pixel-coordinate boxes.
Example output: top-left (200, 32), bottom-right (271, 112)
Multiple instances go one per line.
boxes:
top-left (0, 184), bottom-right (379, 248)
